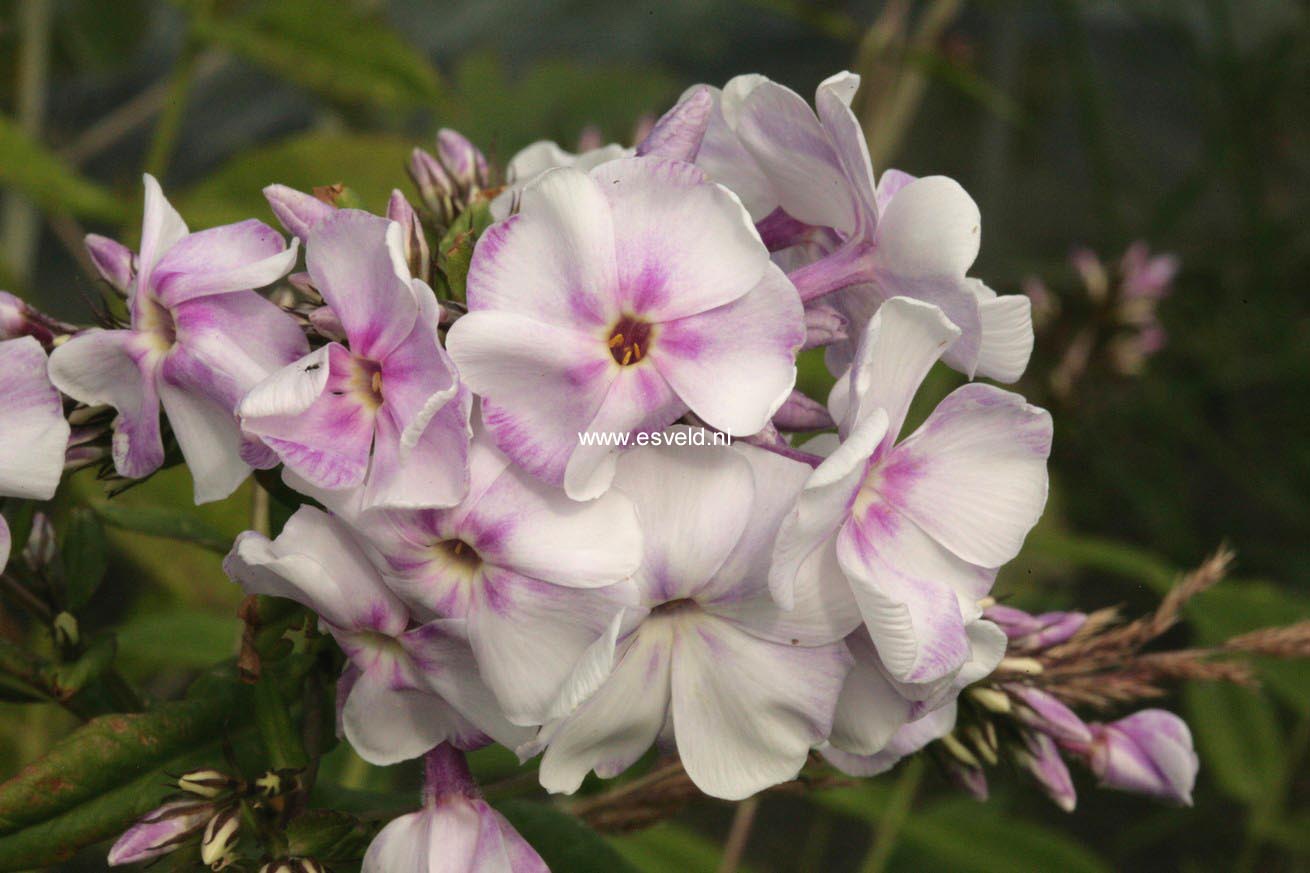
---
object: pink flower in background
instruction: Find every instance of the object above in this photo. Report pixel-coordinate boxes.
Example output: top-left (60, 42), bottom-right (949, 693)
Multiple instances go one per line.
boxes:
top-left (47, 175), bottom-right (303, 502)
top-left (448, 156), bottom-right (804, 500)
top-left (240, 210), bottom-right (471, 510)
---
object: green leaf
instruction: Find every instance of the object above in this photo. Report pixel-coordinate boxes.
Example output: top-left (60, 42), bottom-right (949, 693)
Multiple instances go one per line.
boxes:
top-left (0, 672), bottom-right (241, 833)
top-left (59, 508), bottom-right (108, 611)
top-left (193, 0), bottom-right (448, 112)
top-left (0, 115), bottom-right (126, 222)
top-left (91, 501), bottom-right (232, 554)
top-left (495, 800), bottom-right (638, 873)
top-left (1184, 682), bottom-right (1284, 804)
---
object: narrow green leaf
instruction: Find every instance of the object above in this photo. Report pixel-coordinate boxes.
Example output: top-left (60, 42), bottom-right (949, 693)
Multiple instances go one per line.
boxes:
top-left (60, 508), bottom-right (108, 611)
top-left (495, 800), bottom-right (638, 873)
top-left (193, 0), bottom-right (448, 112)
top-left (0, 115), bottom-right (126, 222)
top-left (91, 502), bottom-right (232, 554)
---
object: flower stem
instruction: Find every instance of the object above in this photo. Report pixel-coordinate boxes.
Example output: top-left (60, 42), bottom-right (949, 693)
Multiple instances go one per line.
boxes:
top-left (858, 757), bottom-right (922, 873)
top-left (422, 743), bottom-right (478, 804)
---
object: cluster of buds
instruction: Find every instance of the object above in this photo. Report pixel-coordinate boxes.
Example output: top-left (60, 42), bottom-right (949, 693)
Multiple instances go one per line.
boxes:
top-left (941, 603), bottom-right (1198, 810)
top-left (1026, 242), bottom-right (1180, 401)
top-left (108, 766), bottom-right (310, 870)
top-left (407, 128), bottom-right (492, 230)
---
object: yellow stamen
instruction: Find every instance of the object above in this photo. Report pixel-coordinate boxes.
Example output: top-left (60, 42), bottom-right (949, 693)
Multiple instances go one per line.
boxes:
top-left (608, 333), bottom-right (625, 348)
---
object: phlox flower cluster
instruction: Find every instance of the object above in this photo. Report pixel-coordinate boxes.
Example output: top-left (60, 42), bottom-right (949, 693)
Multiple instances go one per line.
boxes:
top-left (0, 70), bottom-right (1197, 872)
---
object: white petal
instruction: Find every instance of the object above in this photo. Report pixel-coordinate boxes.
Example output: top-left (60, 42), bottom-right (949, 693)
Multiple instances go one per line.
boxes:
top-left (611, 437), bottom-right (755, 603)
top-left (968, 280), bottom-right (1034, 383)
top-left (223, 506), bottom-right (406, 633)
top-left (590, 157), bottom-right (770, 321)
top-left (874, 176), bottom-right (980, 279)
top-left (733, 80), bottom-right (857, 233)
top-left (823, 701), bottom-right (958, 777)
top-left (670, 613), bottom-right (851, 800)
top-left (135, 174), bottom-right (188, 294)
top-left (237, 346), bottom-right (332, 419)
top-left (468, 573), bottom-right (631, 725)
top-left (158, 381), bottom-right (250, 504)
top-left (0, 337), bottom-right (69, 500)
top-left (770, 408), bottom-right (887, 609)
top-left (828, 630), bottom-right (914, 756)
top-left (814, 72), bottom-right (877, 225)
top-left (342, 670), bottom-right (467, 766)
top-left (841, 297), bottom-right (960, 441)
top-left (468, 166), bottom-right (618, 330)
top-left (538, 621), bottom-right (673, 793)
top-left (446, 311), bottom-right (614, 488)
top-left (651, 261), bottom-right (804, 438)
top-left (892, 383), bottom-right (1051, 567)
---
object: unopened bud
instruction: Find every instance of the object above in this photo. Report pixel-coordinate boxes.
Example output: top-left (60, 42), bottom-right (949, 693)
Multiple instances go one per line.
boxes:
top-left (83, 235), bottom-right (135, 294)
top-left (260, 859), bottom-right (325, 873)
top-left (998, 656), bottom-right (1044, 675)
top-left (968, 686), bottom-right (1012, 714)
top-left (179, 769), bottom-right (239, 799)
top-left (52, 612), bottom-right (79, 648)
top-left (940, 731), bottom-right (981, 768)
top-left (436, 128), bottom-right (488, 193)
top-left (22, 512), bottom-right (57, 568)
top-left (263, 184), bottom-right (336, 242)
top-left (387, 190), bottom-right (431, 285)
top-left (200, 806), bottom-right (240, 867)
top-left (965, 725), bottom-right (998, 766)
top-left (408, 147), bottom-right (456, 225)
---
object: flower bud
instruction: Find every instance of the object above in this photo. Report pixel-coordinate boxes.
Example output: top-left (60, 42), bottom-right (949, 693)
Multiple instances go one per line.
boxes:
top-left (436, 128), bottom-right (488, 194)
top-left (21, 512), bottom-right (56, 569)
top-left (200, 806), bottom-right (240, 867)
top-left (1007, 685), bottom-right (1092, 744)
top-left (52, 611), bottom-right (79, 649)
top-left (83, 234), bottom-right (135, 294)
top-left (984, 604), bottom-right (1087, 650)
top-left (408, 147), bottom-right (456, 225)
top-left (387, 190), bottom-right (431, 285)
top-left (1017, 731), bottom-right (1077, 812)
top-left (108, 800), bottom-right (212, 866)
top-left (179, 768), bottom-right (239, 799)
top-left (1088, 709), bottom-right (1197, 805)
top-left (260, 860), bottom-right (323, 873)
top-left (636, 85), bottom-right (713, 163)
top-left (263, 184), bottom-right (336, 242)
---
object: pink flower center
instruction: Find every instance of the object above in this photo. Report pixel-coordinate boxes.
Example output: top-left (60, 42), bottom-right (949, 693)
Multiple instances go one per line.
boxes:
top-left (607, 315), bottom-right (653, 366)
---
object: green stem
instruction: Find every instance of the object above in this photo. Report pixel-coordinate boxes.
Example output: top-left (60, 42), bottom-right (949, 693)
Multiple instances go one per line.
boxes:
top-left (858, 758), bottom-right (923, 873)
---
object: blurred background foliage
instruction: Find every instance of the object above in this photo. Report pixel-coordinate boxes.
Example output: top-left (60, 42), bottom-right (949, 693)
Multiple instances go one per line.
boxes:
top-left (0, 0), bottom-right (1307, 870)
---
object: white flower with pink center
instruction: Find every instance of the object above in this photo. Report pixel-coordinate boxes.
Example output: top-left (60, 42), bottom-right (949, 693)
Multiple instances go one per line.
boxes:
top-left (530, 434), bottom-right (853, 800)
top-left (772, 297), bottom-right (1050, 695)
top-left (447, 155), bottom-right (805, 500)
